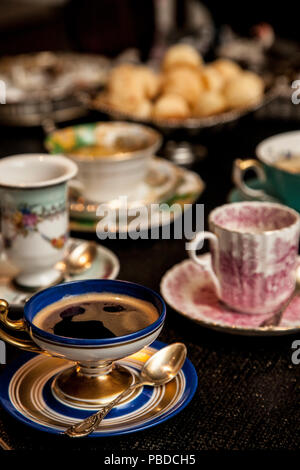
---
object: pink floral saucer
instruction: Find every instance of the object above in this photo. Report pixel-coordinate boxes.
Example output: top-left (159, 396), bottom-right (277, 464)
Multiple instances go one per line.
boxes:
top-left (160, 254), bottom-right (300, 336)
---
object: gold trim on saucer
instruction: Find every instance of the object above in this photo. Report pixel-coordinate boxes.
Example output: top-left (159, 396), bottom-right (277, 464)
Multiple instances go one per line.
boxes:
top-left (52, 363), bottom-right (138, 408)
top-left (8, 348), bottom-right (184, 432)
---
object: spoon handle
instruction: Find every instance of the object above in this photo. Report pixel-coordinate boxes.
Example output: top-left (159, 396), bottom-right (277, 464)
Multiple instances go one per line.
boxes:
top-left (65, 382), bottom-right (142, 438)
top-left (260, 285), bottom-right (300, 327)
top-left (0, 437), bottom-right (12, 450)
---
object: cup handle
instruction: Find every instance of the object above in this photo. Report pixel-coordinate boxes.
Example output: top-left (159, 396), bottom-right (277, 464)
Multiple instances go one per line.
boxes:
top-left (186, 231), bottom-right (221, 298)
top-left (233, 158), bottom-right (272, 200)
top-left (0, 299), bottom-right (45, 354)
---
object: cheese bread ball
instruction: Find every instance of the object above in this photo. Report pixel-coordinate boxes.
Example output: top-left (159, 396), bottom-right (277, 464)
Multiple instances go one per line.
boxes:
top-left (211, 59), bottom-right (242, 81)
top-left (162, 67), bottom-right (204, 107)
top-left (135, 66), bottom-right (161, 99)
top-left (200, 65), bottom-right (225, 92)
top-left (108, 92), bottom-right (151, 118)
top-left (152, 93), bottom-right (190, 120)
top-left (108, 64), bottom-right (144, 102)
top-left (109, 96), bottom-right (152, 119)
top-left (162, 44), bottom-right (203, 71)
top-left (132, 99), bottom-right (153, 119)
top-left (108, 64), bottom-right (160, 106)
top-left (193, 91), bottom-right (227, 117)
top-left (107, 64), bottom-right (156, 116)
top-left (108, 64), bottom-right (136, 94)
top-left (223, 71), bottom-right (264, 109)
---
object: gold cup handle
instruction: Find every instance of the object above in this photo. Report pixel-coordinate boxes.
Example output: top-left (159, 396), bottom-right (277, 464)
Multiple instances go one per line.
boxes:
top-left (0, 299), bottom-right (45, 354)
top-left (232, 159), bottom-right (271, 200)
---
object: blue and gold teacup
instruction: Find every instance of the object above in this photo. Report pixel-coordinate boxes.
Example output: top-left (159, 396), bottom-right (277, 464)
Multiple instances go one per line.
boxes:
top-left (0, 279), bottom-right (166, 407)
top-left (233, 131), bottom-right (300, 212)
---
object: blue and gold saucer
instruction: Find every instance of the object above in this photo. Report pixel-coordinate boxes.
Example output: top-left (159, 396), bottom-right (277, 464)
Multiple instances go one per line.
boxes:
top-left (0, 340), bottom-right (197, 436)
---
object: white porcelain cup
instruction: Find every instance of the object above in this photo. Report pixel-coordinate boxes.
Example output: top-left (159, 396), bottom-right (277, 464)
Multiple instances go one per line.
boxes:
top-left (46, 122), bottom-right (162, 202)
top-left (187, 201), bottom-right (300, 315)
top-left (0, 154), bottom-right (77, 288)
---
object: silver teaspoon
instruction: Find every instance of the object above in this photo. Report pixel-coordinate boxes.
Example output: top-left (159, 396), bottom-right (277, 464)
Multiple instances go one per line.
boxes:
top-left (57, 241), bottom-right (98, 277)
top-left (64, 343), bottom-right (187, 438)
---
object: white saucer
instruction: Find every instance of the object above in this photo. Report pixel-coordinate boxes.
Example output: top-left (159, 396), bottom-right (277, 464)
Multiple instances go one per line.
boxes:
top-left (69, 164), bottom-right (205, 234)
top-left (0, 237), bottom-right (120, 307)
top-left (161, 254), bottom-right (300, 336)
top-left (69, 157), bottom-right (181, 218)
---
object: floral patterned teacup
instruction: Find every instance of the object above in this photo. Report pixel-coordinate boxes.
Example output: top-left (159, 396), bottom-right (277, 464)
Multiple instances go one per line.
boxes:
top-left (187, 202), bottom-right (300, 315)
top-left (0, 154), bottom-right (77, 289)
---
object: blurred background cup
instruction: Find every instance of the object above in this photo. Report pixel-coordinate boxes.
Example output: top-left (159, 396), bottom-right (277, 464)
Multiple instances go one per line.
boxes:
top-left (187, 201), bottom-right (300, 315)
top-left (233, 131), bottom-right (300, 211)
top-left (0, 154), bottom-right (77, 289)
top-left (46, 122), bottom-right (162, 202)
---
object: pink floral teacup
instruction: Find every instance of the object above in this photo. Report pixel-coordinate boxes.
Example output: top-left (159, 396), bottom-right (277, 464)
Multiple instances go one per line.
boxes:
top-left (0, 154), bottom-right (77, 289)
top-left (187, 202), bottom-right (300, 314)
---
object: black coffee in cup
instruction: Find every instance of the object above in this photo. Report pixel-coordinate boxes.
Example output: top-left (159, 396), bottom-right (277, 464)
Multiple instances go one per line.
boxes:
top-left (33, 293), bottom-right (159, 340)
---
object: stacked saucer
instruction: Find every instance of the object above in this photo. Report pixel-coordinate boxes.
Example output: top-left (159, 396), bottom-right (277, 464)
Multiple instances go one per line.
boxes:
top-left (69, 157), bottom-right (204, 234)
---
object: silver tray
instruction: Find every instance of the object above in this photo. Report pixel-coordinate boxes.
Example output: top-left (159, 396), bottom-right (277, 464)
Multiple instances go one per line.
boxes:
top-left (0, 95), bottom-right (86, 128)
top-left (0, 52), bottom-right (110, 128)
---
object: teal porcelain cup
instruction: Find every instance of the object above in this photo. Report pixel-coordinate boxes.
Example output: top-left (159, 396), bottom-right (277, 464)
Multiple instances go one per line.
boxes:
top-left (233, 131), bottom-right (300, 212)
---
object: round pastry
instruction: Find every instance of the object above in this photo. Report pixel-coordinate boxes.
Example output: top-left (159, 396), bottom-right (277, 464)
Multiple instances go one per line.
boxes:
top-left (108, 64), bottom-right (160, 105)
top-left (200, 65), bottom-right (225, 92)
top-left (152, 93), bottom-right (190, 120)
top-left (211, 59), bottom-right (241, 81)
top-left (108, 64), bottom-right (137, 94)
top-left (193, 91), bottom-right (227, 117)
top-left (107, 64), bottom-right (144, 103)
top-left (132, 99), bottom-right (153, 119)
top-left (136, 66), bottom-right (161, 99)
top-left (98, 46), bottom-right (261, 121)
top-left (223, 71), bottom-right (264, 109)
top-left (162, 67), bottom-right (204, 107)
top-left (162, 44), bottom-right (203, 71)
top-left (108, 93), bottom-right (143, 116)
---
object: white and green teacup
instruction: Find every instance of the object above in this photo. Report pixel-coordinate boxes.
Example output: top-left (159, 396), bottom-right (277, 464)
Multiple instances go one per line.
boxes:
top-left (0, 154), bottom-right (77, 288)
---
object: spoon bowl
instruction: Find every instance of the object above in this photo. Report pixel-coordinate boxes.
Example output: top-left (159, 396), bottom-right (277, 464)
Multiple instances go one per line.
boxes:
top-left (65, 241), bottom-right (98, 275)
top-left (140, 342), bottom-right (187, 386)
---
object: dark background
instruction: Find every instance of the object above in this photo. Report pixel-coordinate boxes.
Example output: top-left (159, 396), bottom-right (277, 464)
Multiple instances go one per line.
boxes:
top-left (0, 0), bottom-right (300, 57)
top-left (0, 0), bottom-right (299, 452)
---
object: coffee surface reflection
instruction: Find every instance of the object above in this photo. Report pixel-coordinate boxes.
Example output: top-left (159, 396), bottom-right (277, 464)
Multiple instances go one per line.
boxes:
top-left (33, 293), bottom-right (159, 339)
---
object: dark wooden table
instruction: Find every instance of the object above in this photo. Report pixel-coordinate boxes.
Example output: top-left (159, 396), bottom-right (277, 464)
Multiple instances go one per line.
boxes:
top-left (0, 115), bottom-right (299, 451)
